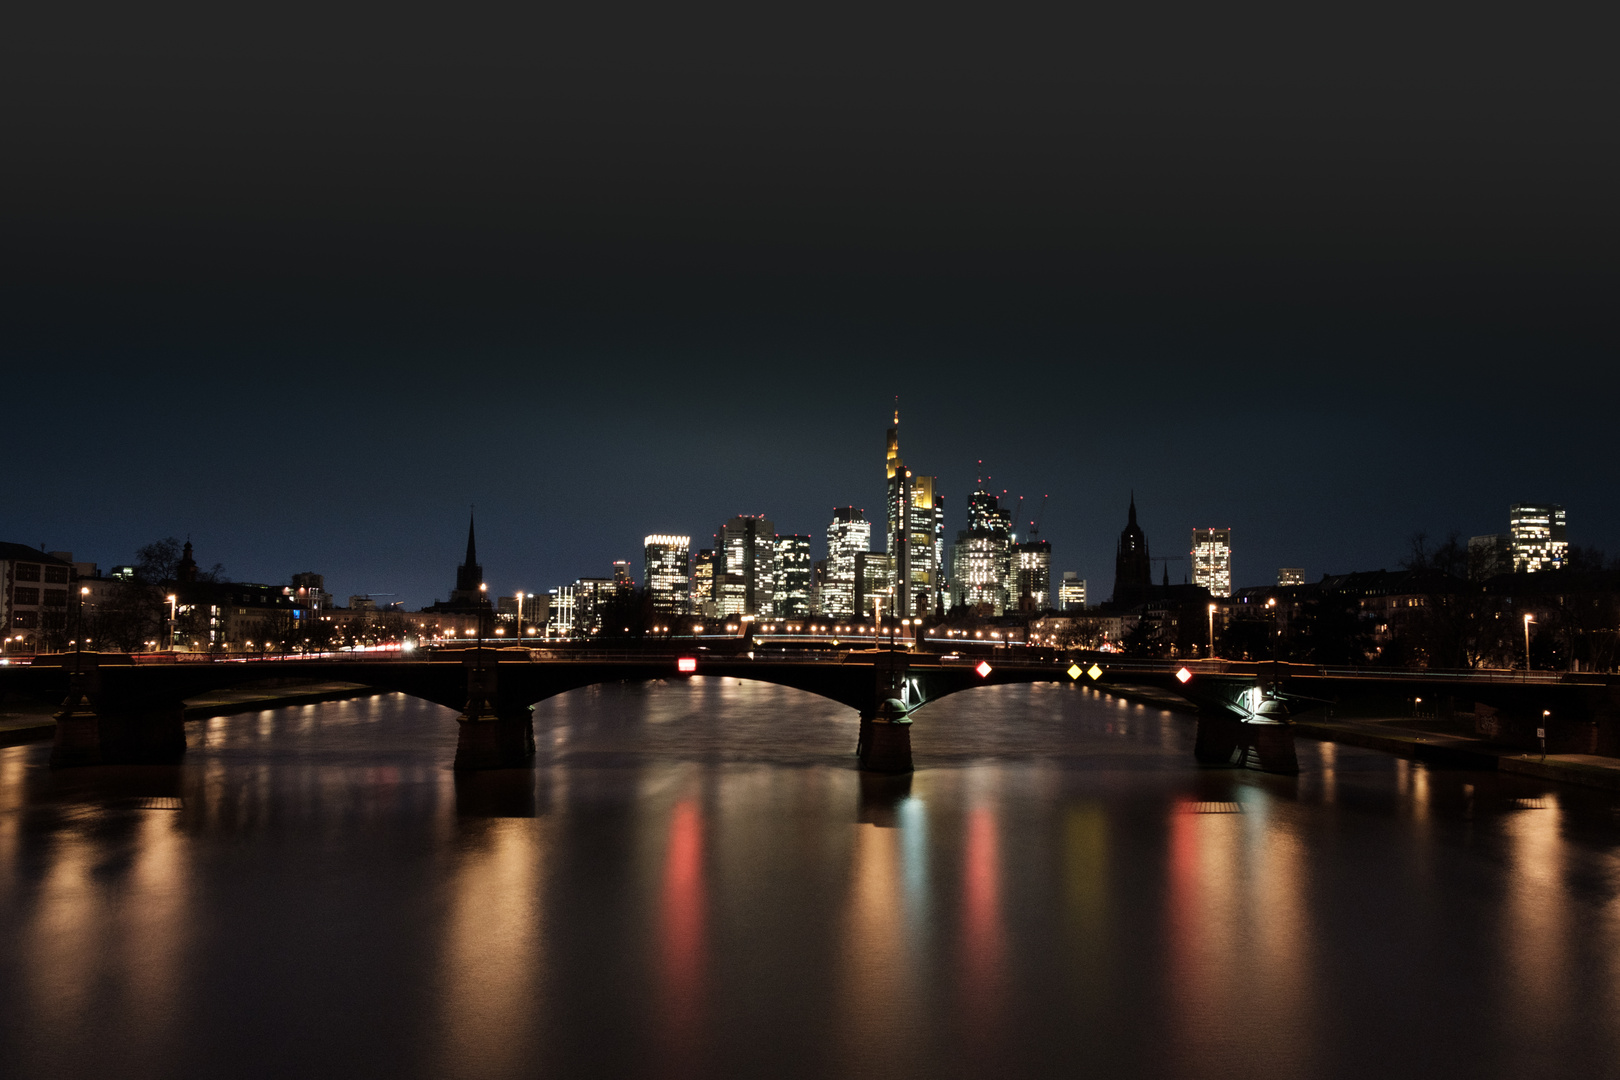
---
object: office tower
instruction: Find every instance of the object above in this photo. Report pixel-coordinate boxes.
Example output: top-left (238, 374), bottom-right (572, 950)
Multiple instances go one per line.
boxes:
top-left (1509, 504), bottom-right (1567, 573)
top-left (547, 585), bottom-right (576, 637)
top-left (1111, 496), bottom-right (1152, 606)
top-left (774, 534), bottom-right (812, 617)
top-left (824, 506), bottom-right (871, 617)
top-left (951, 485), bottom-right (1013, 613)
top-left (854, 552), bottom-right (895, 618)
top-left (884, 411), bottom-right (943, 617)
top-left (1057, 571), bottom-right (1087, 611)
top-left (717, 516), bottom-right (776, 617)
top-left (809, 559), bottom-right (827, 615)
top-left (1467, 536), bottom-right (1512, 581)
top-left (612, 560), bottom-right (635, 589)
top-left (1277, 567), bottom-right (1305, 587)
top-left (1013, 540), bottom-right (1052, 610)
top-left (1191, 527), bottom-right (1232, 597)
top-left (643, 535), bottom-right (692, 614)
top-left (692, 549), bottom-right (717, 618)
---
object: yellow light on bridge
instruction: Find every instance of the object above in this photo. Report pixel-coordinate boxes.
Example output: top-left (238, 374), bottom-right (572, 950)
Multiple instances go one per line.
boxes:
top-left (1067, 663), bottom-right (1082, 680)
top-left (1088, 664), bottom-right (1103, 680)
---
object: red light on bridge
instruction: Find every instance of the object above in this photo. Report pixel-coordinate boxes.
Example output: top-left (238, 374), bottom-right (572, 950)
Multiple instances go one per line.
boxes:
top-left (1175, 667), bottom-right (1192, 683)
top-left (975, 661), bottom-right (993, 678)
top-left (677, 657), bottom-right (698, 674)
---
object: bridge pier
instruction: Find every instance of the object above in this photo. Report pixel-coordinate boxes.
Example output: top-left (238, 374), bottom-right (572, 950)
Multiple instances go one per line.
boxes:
top-left (452, 655), bottom-right (536, 770)
top-left (48, 659), bottom-right (187, 768)
top-left (1194, 712), bottom-right (1299, 774)
top-left (857, 698), bottom-right (913, 773)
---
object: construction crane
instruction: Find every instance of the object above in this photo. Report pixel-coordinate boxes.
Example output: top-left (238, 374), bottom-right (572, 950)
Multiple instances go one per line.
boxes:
top-left (1027, 494), bottom-right (1049, 540)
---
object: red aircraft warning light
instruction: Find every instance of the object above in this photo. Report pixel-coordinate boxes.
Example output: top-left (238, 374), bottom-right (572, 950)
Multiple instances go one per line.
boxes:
top-left (677, 657), bottom-right (698, 674)
top-left (976, 661), bottom-right (993, 678)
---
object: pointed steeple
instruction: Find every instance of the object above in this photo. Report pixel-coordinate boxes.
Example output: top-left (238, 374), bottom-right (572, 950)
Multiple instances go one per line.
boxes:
top-left (464, 509), bottom-right (478, 568)
top-left (1128, 491), bottom-right (1137, 527)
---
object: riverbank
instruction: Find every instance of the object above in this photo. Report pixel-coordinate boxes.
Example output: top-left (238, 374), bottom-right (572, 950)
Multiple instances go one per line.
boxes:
top-left (0, 681), bottom-right (375, 746)
top-left (1096, 678), bottom-right (1620, 793)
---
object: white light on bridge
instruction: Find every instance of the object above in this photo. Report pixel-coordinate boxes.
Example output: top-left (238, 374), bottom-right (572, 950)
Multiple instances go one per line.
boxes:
top-left (976, 661), bottom-right (993, 678)
top-left (1176, 667), bottom-right (1192, 684)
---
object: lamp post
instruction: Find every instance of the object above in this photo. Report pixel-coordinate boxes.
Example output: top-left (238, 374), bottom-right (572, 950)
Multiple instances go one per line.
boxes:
top-left (76, 586), bottom-right (90, 664)
top-left (1523, 613), bottom-right (1534, 679)
top-left (166, 593), bottom-right (178, 652)
top-left (1208, 603), bottom-right (1217, 660)
top-left (515, 590), bottom-right (524, 643)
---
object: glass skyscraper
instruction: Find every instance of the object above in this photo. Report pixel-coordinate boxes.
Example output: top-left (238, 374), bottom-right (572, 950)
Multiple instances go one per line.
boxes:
top-left (717, 516), bottom-right (776, 617)
top-left (643, 534), bottom-right (692, 614)
top-left (1191, 527), bottom-right (1233, 597)
top-left (774, 534), bottom-right (812, 617)
top-left (824, 507), bottom-right (871, 618)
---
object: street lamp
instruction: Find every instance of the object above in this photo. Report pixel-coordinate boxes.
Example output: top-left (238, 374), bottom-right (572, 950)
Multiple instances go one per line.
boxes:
top-left (1208, 603), bottom-right (1217, 660)
top-left (166, 594), bottom-right (178, 652)
top-left (76, 586), bottom-right (90, 662)
top-left (1523, 613), bottom-right (1534, 677)
top-left (515, 590), bottom-right (525, 642)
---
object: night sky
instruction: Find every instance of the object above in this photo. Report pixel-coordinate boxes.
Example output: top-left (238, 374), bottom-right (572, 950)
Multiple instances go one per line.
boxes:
top-left (5, 2), bottom-right (1616, 607)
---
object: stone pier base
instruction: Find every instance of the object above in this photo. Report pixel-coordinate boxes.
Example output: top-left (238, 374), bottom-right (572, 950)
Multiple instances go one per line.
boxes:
top-left (453, 711), bottom-right (536, 770)
top-left (858, 716), bottom-right (913, 773)
top-left (1194, 713), bottom-right (1299, 774)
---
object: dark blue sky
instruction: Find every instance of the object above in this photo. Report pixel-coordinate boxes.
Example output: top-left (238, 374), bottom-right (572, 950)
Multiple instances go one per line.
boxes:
top-left (5, 1), bottom-right (1616, 606)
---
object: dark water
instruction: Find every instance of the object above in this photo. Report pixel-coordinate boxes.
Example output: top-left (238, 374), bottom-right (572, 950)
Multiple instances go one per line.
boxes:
top-left (3, 679), bottom-right (1620, 1080)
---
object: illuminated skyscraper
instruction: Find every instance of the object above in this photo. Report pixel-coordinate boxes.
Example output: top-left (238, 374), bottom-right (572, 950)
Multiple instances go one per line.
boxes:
top-left (1013, 540), bottom-right (1052, 610)
top-left (717, 516), bottom-right (776, 617)
top-left (884, 411), bottom-right (943, 617)
top-left (1191, 527), bottom-right (1232, 598)
top-left (643, 535), bottom-right (691, 614)
top-left (854, 552), bottom-right (895, 618)
top-left (951, 485), bottom-right (1013, 613)
top-left (1057, 572), bottom-right (1087, 611)
top-left (774, 534), bottom-right (812, 617)
top-left (691, 548), bottom-right (717, 618)
top-left (1509, 504), bottom-right (1567, 573)
top-left (824, 507), bottom-right (871, 617)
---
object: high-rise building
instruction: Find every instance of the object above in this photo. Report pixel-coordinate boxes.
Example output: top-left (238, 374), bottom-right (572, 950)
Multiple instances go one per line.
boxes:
top-left (1111, 496), bottom-right (1152, 606)
top-left (691, 548), bottom-right (717, 618)
top-left (1191, 527), bottom-right (1232, 598)
top-left (1509, 504), bottom-right (1567, 573)
top-left (1277, 568), bottom-right (1305, 587)
top-left (951, 485), bottom-right (1014, 613)
top-left (717, 516), bottom-right (776, 617)
top-left (824, 507), bottom-right (871, 617)
top-left (1467, 535), bottom-right (1512, 581)
top-left (643, 535), bottom-right (692, 614)
top-left (1057, 572), bottom-right (1087, 611)
top-left (547, 585), bottom-right (576, 637)
top-left (854, 552), bottom-right (895, 619)
top-left (884, 412), bottom-right (943, 617)
top-left (612, 560), bottom-right (635, 589)
top-left (773, 534), bottom-right (812, 618)
top-left (1013, 540), bottom-right (1052, 610)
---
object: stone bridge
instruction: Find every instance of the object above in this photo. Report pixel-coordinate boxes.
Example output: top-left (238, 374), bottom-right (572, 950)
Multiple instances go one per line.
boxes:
top-left (5, 650), bottom-right (1615, 775)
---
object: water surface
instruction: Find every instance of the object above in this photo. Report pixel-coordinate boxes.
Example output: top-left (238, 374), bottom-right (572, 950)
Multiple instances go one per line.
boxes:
top-left (2, 678), bottom-right (1619, 1079)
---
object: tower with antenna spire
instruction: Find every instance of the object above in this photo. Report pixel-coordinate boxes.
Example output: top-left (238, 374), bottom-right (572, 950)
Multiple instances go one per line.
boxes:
top-left (883, 404), bottom-right (944, 617)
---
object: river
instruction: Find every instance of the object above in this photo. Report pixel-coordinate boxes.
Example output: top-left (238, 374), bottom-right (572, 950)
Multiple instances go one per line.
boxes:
top-left (2, 678), bottom-right (1619, 1079)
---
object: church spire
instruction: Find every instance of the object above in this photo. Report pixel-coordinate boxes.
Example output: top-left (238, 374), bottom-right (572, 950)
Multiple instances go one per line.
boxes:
top-left (464, 509), bottom-right (478, 569)
top-left (1128, 490), bottom-right (1137, 527)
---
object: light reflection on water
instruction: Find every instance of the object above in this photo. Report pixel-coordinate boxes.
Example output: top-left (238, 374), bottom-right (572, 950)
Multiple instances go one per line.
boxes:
top-left (0, 681), bottom-right (1618, 1079)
